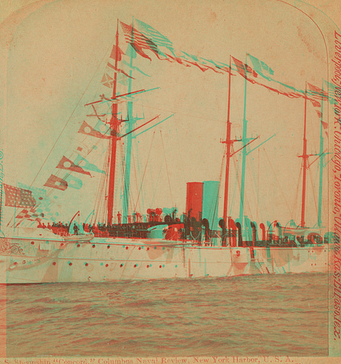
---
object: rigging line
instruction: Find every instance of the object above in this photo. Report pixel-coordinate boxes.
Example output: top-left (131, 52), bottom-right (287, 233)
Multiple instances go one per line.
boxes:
top-left (263, 148), bottom-right (293, 218)
top-left (120, 140), bottom-right (126, 212)
top-left (119, 115), bottom-right (160, 138)
top-left (248, 155), bottom-right (261, 223)
top-left (134, 131), bottom-right (156, 212)
top-left (25, 132), bottom-right (110, 221)
top-left (308, 166), bottom-right (318, 223)
top-left (151, 160), bottom-right (164, 207)
top-left (132, 102), bottom-right (228, 124)
top-left (133, 114), bottom-right (174, 138)
top-left (229, 147), bottom-right (240, 217)
top-left (293, 167), bottom-right (303, 225)
top-left (231, 137), bottom-right (259, 157)
top-left (255, 149), bottom-right (262, 221)
top-left (14, 62), bottom-right (115, 226)
top-left (130, 148), bottom-right (138, 214)
top-left (30, 43), bottom-right (113, 188)
top-left (13, 99), bottom-right (113, 225)
top-left (174, 119), bottom-right (187, 187)
top-left (244, 157), bottom-right (254, 223)
top-left (212, 154), bottom-right (225, 234)
top-left (160, 130), bottom-right (174, 205)
top-left (98, 147), bottom-right (111, 223)
top-left (131, 143), bottom-right (140, 214)
top-left (98, 171), bottom-right (108, 224)
top-left (91, 165), bottom-right (104, 225)
top-left (85, 88), bottom-right (160, 106)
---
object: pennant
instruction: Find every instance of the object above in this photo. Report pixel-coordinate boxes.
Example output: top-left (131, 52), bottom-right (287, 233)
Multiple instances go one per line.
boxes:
top-left (198, 58), bottom-right (225, 74)
top-left (135, 19), bottom-right (175, 54)
top-left (56, 156), bottom-right (91, 176)
top-left (15, 209), bottom-right (31, 219)
top-left (3, 184), bottom-right (36, 208)
top-left (120, 21), bottom-right (162, 60)
top-left (182, 59), bottom-right (209, 72)
top-left (164, 53), bottom-right (191, 67)
top-left (307, 83), bottom-right (328, 99)
top-left (181, 52), bottom-right (199, 62)
top-left (118, 72), bottom-right (129, 86)
top-left (76, 142), bottom-right (106, 157)
top-left (232, 57), bottom-right (258, 82)
top-left (78, 120), bottom-right (111, 139)
top-left (101, 73), bottom-right (114, 88)
top-left (44, 175), bottom-right (68, 191)
top-left (63, 174), bottom-right (83, 189)
top-left (310, 99), bottom-right (321, 108)
top-left (248, 54), bottom-right (274, 80)
top-left (109, 44), bottom-right (124, 61)
top-left (74, 154), bottom-right (106, 175)
top-left (130, 42), bottom-right (153, 61)
top-left (106, 61), bottom-right (135, 79)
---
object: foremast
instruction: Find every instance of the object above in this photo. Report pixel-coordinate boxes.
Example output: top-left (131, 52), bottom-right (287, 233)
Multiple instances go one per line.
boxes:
top-left (107, 21), bottom-right (120, 225)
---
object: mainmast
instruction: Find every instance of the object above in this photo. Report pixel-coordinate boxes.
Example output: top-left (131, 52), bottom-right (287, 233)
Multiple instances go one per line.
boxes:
top-left (223, 57), bottom-right (232, 225)
top-left (107, 21), bottom-right (120, 225)
top-left (239, 54), bottom-right (249, 230)
top-left (300, 83), bottom-right (308, 228)
top-left (317, 82), bottom-right (324, 228)
top-left (122, 18), bottom-right (135, 223)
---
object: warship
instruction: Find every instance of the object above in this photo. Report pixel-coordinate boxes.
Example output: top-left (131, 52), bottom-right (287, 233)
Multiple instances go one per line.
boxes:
top-left (0, 19), bottom-right (332, 284)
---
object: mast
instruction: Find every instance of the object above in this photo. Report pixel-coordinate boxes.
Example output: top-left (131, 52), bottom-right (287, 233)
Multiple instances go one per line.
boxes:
top-left (122, 18), bottom-right (135, 223)
top-left (223, 56), bottom-right (232, 225)
top-left (107, 21), bottom-right (120, 225)
top-left (300, 82), bottom-right (308, 228)
top-left (317, 82), bottom-right (324, 228)
top-left (239, 54), bottom-right (248, 230)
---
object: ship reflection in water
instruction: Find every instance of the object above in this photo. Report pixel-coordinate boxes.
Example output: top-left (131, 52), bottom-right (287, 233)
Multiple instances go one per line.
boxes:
top-left (4, 273), bottom-right (328, 357)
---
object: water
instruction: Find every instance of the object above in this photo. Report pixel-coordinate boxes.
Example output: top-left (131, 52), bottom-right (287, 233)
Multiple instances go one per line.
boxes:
top-left (3, 273), bottom-right (329, 357)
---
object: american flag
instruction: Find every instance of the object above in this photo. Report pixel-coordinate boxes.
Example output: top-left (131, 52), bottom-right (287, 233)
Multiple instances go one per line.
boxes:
top-left (3, 184), bottom-right (36, 208)
top-left (120, 21), bottom-right (161, 60)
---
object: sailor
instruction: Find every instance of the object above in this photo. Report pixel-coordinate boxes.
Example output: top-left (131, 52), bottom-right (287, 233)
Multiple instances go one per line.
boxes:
top-left (73, 223), bottom-right (79, 235)
top-left (117, 211), bottom-right (122, 225)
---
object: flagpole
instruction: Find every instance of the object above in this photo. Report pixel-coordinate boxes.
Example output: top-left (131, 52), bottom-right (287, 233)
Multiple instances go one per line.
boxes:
top-left (239, 53), bottom-right (249, 239)
top-left (122, 17), bottom-right (135, 224)
top-left (222, 56), bottom-right (232, 246)
top-left (13, 183), bottom-right (18, 233)
top-left (317, 81), bottom-right (324, 228)
top-left (300, 82), bottom-right (308, 228)
top-left (107, 20), bottom-right (120, 225)
top-left (0, 183), bottom-right (3, 234)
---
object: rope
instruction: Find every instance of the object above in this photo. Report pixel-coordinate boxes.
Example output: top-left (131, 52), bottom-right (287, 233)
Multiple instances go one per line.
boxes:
top-left (30, 43), bottom-right (113, 187)
top-left (263, 148), bottom-right (293, 218)
top-left (160, 130), bottom-right (174, 204)
top-left (293, 163), bottom-right (303, 224)
top-left (308, 167), bottom-right (318, 222)
top-left (134, 131), bottom-right (155, 211)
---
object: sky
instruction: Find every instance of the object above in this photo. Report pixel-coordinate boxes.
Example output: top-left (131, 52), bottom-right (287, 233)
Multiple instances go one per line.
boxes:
top-left (0, 0), bottom-right (340, 230)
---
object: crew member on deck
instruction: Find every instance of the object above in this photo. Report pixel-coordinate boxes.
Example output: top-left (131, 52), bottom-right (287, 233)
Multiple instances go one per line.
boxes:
top-left (73, 223), bottom-right (79, 235)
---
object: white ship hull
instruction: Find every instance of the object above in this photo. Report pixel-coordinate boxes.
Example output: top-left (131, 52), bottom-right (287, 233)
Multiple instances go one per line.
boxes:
top-left (0, 235), bottom-right (330, 284)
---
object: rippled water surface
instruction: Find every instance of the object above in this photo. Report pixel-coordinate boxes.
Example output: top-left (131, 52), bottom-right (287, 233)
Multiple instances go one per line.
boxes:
top-left (3, 273), bottom-right (329, 357)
